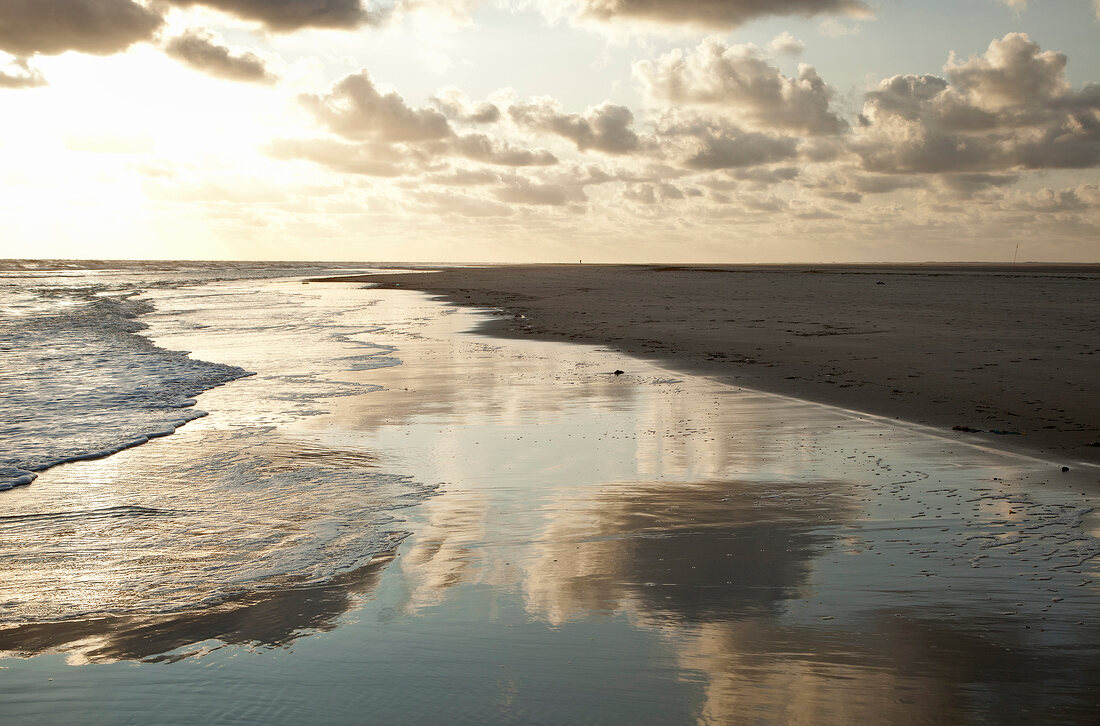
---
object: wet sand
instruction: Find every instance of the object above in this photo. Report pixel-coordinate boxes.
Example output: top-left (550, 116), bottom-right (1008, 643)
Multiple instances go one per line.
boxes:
top-left (314, 264), bottom-right (1100, 465)
top-left (3, 283), bottom-right (1100, 724)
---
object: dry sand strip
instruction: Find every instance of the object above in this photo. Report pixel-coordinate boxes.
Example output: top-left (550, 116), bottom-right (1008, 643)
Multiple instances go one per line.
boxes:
top-left (313, 264), bottom-right (1100, 467)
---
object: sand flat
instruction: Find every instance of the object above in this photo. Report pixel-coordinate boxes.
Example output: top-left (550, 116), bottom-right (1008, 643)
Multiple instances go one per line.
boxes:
top-left (315, 264), bottom-right (1100, 465)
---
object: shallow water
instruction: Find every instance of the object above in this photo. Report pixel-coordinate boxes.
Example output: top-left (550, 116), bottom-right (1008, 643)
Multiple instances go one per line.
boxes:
top-left (1, 278), bottom-right (1098, 724)
top-left (0, 276), bottom-right (430, 624)
top-left (0, 260), bottom-right (392, 489)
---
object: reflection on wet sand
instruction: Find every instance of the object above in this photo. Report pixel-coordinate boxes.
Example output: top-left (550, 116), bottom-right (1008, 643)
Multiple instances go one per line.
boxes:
top-left (0, 551), bottom-right (394, 664)
top-left (526, 478), bottom-right (858, 626)
top-left (397, 489), bottom-right (491, 613)
top-left (675, 614), bottom-right (1100, 725)
top-left (521, 471), bottom-right (1100, 723)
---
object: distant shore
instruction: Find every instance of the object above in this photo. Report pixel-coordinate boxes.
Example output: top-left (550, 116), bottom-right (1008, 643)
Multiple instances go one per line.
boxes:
top-left (313, 264), bottom-right (1100, 466)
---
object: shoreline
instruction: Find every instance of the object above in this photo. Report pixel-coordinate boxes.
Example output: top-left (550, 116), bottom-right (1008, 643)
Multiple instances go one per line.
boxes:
top-left (312, 264), bottom-right (1100, 467)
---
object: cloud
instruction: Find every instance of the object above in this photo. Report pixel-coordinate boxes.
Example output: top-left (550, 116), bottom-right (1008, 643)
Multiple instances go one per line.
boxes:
top-left (412, 189), bottom-right (515, 217)
top-left (164, 0), bottom-right (381, 31)
top-left (0, 1), bottom-right (406, 62)
top-left (267, 138), bottom-right (409, 176)
top-left (288, 70), bottom-right (560, 174)
top-left (495, 178), bottom-right (586, 206)
top-left (848, 174), bottom-right (925, 194)
top-left (302, 70), bottom-right (453, 143)
top-left (944, 32), bottom-right (1070, 111)
top-left (452, 133), bottom-right (559, 166)
top-left (574, 0), bottom-right (870, 29)
top-left (999, 185), bottom-right (1098, 213)
top-left (658, 182), bottom-right (685, 200)
top-left (0, 57), bottom-right (46, 89)
top-left (253, 31), bottom-right (1097, 251)
top-left (733, 166), bottom-right (801, 186)
top-left (423, 168), bottom-right (501, 186)
top-left (635, 38), bottom-right (848, 136)
top-left (510, 99), bottom-right (640, 154)
top-left (938, 173), bottom-right (1019, 197)
top-left (165, 30), bottom-right (275, 83)
top-left (0, 0), bottom-right (163, 56)
top-left (854, 34), bottom-right (1100, 174)
top-left (431, 87), bottom-right (501, 124)
top-left (768, 31), bottom-right (804, 57)
top-left (622, 183), bottom-right (656, 203)
top-left (678, 125), bottom-right (800, 169)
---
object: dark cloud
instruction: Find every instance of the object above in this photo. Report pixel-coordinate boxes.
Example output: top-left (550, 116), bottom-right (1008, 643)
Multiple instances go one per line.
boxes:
top-left (164, 0), bottom-right (379, 31)
top-left (0, 0), bottom-right (163, 56)
top-left (0, 58), bottom-right (46, 89)
top-left (939, 173), bottom-right (1019, 197)
top-left (0, 1), bottom-right (391, 61)
top-left (733, 166), bottom-right (801, 185)
top-left (576, 0), bottom-right (870, 29)
top-left (855, 34), bottom-right (1100, 174)
top-left (817, 190), bottom-right (862, 203)
top-left (636, 38), bottom-right (847, 136)
top-left (510, 100), bottom-right (641, 154)
top-left (165, 30), bottom-right (275, 83)
top-left (495, 178), bottom-right (586, 206)
top-left (657, 182), bottom-right (684, 200)
top-left (675, 124), bottom-right (799, 169)
top-left (849, 174), bottom-right (925, 194)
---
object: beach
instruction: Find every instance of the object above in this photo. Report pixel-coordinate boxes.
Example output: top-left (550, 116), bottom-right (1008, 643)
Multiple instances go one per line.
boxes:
top-left (2, 265), bottom-right (1099, 724)
top-left (317, 264), bottom-right (1100, 466)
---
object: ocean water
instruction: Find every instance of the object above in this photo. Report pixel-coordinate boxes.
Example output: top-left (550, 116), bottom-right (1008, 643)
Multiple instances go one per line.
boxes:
top-left (0, 260), bottom-right (435, 622)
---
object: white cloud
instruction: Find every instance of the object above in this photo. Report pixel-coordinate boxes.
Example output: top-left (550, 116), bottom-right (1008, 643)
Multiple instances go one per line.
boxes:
top-left (768, 32), bottom-right (804, 57)
top-left (635, 38), bottom-right (848, 136)
top-left (854, 34), bottom-right (1100, 174)
top-left (0, 56), bottom-right (46, 89)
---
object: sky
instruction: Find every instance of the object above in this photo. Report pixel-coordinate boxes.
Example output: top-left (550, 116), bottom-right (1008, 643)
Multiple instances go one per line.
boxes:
top-left (1, 0), bottom-right (1098, 263)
